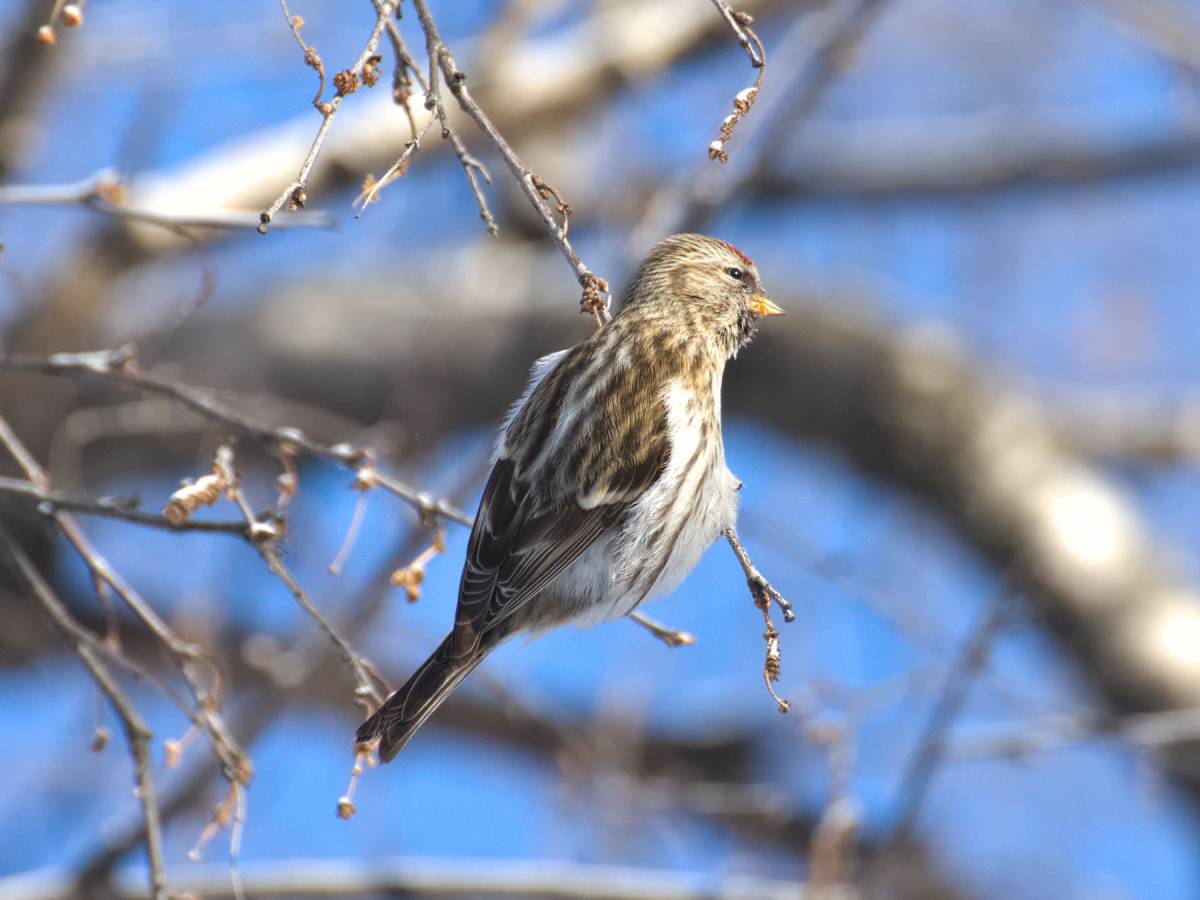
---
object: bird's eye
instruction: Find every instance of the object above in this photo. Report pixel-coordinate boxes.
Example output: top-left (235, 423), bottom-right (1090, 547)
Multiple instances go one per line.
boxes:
top-left (726, 267), bottom-right (744, 281)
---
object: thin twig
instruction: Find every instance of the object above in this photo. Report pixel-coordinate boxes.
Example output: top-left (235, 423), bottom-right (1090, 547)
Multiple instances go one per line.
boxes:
top-left (355, 114), bottom-right (437, 212)
top-left (0, 476), bottom-right (250, 534)
top-left (373, 5), bottom-right (499, 234)
top-left (710, 0), bottom-right (764, 66)
top-left (724, 527), bottom-right (793, 713)
top-left (0, 169), bottom-right (332, 231)
top-left (706, 2), bottom-right (767, 163)
top-left (408, 0), bottom-right (611, 322)
top-left (0, 523), bottom-right (168, 900)
top-left (0, 347), bottom-right (469, 528)
top-left (0, 414), bottom-right (250, 791)
top-left (212, 444), bottom-right (385, 712)
top-left (886, 589), bottom-right (1015, 842)
top-left (261, 0), bottom-right (399, 232)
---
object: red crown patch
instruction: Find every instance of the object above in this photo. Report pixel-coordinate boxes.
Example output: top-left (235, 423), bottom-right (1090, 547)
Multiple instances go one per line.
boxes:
top-left (720, 240), bottom-right (754, 269)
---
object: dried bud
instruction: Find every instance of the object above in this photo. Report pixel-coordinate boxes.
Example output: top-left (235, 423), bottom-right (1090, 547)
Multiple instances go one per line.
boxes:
top-left (363, 55), bottom-right (382, 88)
top-left (95, 177), bottom-right (127, 207)
top-left (336, 796), bottom-right (356, 819)
top-left (36, 25), bottom-right (56, 45)
top-left (276, 470), bottom-right (297, 498)
top-left (248, 519), bottom-right (282, 543)
top-left (90, 726), bottom-right (109, 752)
top-left (733, 86), bottom-right (758, 113)
top-left (61, 5), bottom-right (83, 26)
top-left (333, 69), bottom-right (359, 96)
top-left (163, 474), bottom-right (225, 526)
top-left (164, 739), bottom-right (183, 767)
top-left (288, 186), bottom-right (307, 211)
top-left (390, 564), bottom-right (425, 601)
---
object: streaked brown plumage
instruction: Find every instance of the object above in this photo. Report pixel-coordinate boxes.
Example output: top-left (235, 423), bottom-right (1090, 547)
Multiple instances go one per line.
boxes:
top-left (357, 234), bottom-right (782, 760)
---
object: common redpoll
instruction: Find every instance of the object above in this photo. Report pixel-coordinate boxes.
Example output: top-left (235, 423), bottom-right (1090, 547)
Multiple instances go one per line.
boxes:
top-left (357, 233), bottom-right (783, 760)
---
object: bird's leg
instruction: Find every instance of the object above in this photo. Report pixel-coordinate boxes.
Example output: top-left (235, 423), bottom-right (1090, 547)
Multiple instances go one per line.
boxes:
top-left (724, 526), bottom-right (792, 714)
top-left (629, 610), bottom-right (696, 647)
top-left (723, 527), bottom-right (794, 622)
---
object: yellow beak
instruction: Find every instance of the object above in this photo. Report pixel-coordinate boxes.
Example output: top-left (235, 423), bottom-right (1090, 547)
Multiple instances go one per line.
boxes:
top-left (750, 292), bottom-right (785, 318)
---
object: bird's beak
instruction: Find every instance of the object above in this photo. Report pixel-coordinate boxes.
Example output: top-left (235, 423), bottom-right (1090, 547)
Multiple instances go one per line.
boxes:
top-left (750, 292), bottom-right (785, 318)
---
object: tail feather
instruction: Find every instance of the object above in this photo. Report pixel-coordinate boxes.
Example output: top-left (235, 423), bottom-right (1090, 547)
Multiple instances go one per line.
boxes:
top-left (356, 632), bottom-right (485, 761)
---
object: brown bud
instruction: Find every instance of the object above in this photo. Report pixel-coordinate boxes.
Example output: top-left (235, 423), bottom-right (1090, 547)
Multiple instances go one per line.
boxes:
top-left (36, 25), bottom-right (56, 45)
top-left (61, 4), bottom-right (83, 26)
top-left (333, 69), bottom-right (359, 96)
top-left (363, 55), bottom-right (382, 88)
top-left (90, 726), bottom-right (109, 752)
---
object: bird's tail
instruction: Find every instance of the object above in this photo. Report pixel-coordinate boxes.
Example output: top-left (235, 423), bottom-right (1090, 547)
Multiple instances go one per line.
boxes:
top-left (355, 631), bottom-right (485, 762)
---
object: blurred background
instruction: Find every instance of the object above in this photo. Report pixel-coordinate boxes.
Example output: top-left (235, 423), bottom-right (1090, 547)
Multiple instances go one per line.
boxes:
top-left (2, 0), bottom-right (1200, 897)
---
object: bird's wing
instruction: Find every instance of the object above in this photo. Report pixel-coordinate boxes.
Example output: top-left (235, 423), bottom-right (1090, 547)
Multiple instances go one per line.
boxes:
top-left (456, 343), bottom-right (672, 638)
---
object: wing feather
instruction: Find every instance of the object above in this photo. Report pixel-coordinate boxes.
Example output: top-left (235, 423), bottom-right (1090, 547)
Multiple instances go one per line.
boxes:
top-left (455, 338), bottom-right (673, 637)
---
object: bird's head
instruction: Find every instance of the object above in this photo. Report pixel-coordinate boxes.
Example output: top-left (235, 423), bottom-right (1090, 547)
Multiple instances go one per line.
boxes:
top-left (621, 233), bottom-right (782, 355)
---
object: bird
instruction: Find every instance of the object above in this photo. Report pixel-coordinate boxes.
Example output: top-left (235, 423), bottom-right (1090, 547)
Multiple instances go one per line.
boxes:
top-left (356, 233), bottom-right (783, 761)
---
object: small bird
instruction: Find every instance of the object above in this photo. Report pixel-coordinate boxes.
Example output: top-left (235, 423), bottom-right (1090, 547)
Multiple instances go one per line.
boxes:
top-left (356, 233), bottom-right (783, 760)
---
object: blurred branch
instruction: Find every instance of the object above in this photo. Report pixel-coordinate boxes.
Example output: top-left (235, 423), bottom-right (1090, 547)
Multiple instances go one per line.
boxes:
top-left (0, 345), bottom-right (472, 527)
top-left (748, 111), bottom-right (1200, 200)
top-left (4, 857), bottom-right (813, 900)
top-left (0, 475), bottom-right (249, 534)
top-left (0, 413), bottom-right (249, 782)
top-left (943, 704), bottom-right (1200, 761)
top-left (0, 522), bottom-right (167, 900)
top-left (887, 591), bottom-right (1015, 841)
top-left (1072, 0), bottom-right (1200, 81)
top-left (0, 169), bottom-right (333, 231)
top-left (1051, 393), bottom-right (1200, 463)
top-left (0, 0), bottom-right (60, 181)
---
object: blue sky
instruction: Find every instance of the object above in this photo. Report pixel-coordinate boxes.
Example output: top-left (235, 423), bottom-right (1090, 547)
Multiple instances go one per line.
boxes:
top-left (2, 1), bottom-right (1200, 897)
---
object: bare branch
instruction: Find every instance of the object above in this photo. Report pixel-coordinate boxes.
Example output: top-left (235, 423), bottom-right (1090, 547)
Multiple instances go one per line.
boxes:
top-left (0, 475), bottom-right (249, 535)
top-left (724, 527), bottom-right (794, 714)
top-left (0, 169), bottom-right (332, 231)
top-left (886, 591), bottom-right (1015, 842)
top-left (0, 523), bottom-right (168, 900)
top-left (260, 0), bottom-right (400, 232)
top-left (0, 347), bottom-right (470, 528)
top-left (409, 0), bottom-right (612, 321)
top-left (212, 442), bottom-right (386, 710)
top-left (0, 415), bottom-right (250, 784)
top-left (707, 1), bottom-right (766, 163)
top-left (3, 856), bottom-right (813, 900)
top-left (710, 0), bottom-right (765, 67)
